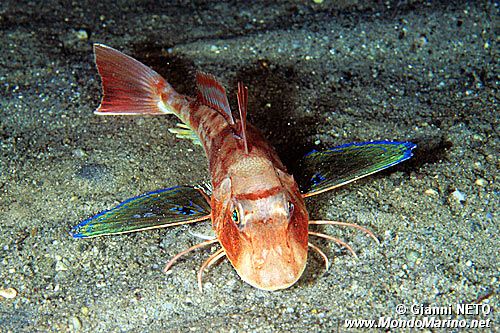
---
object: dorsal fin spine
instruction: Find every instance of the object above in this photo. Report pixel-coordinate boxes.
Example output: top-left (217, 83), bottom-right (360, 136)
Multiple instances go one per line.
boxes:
top-left (237, 82), bottom-right (249, 155)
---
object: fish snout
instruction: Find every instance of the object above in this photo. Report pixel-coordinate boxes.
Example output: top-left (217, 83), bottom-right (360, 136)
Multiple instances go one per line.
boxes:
top-left (237, 241), bottom-right (307, 291)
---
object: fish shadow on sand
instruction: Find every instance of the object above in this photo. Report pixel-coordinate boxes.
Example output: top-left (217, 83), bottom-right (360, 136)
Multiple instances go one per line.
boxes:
top-left (234, 63), bottom-right (321, 174)
top-left (130, 41), bottom-right (321, 174)
top-left (128, 41), bottom-right (452, 178)
top-left (233, 62), bottom-right (453, 181)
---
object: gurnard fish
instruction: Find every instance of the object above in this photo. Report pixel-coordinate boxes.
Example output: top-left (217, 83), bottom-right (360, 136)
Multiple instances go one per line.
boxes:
top-left (72, 44), bottom-right (416, 291)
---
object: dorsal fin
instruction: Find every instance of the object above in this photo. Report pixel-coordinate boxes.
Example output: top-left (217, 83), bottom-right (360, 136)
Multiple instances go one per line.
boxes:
top-left (237, 82), bottom-right (249, 155)
top-left (196, 72), bottom-right (235, 125)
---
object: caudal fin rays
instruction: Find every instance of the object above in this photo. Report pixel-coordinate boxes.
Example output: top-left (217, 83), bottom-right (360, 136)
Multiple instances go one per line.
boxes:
top-left (93, 44), bottom-right (177, 115)
top-left (93, 44), bottom-right (251, 149)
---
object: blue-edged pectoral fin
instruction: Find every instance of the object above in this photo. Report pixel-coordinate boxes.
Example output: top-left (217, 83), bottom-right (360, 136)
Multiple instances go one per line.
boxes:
top-left (297, 141), bottom-right (416, 197)
top-left (71, 186), bottom-right (211, 238)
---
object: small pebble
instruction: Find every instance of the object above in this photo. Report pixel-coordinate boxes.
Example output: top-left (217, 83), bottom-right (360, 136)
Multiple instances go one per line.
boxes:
top-left (74, 29), bottom-right (88, 40)
top-left (72, 148), bottom-right (86, 158)
top-left (0, 287), bottom-right (18, 299)
top-left (70, 316), bottom-right (82, 331)
top-left (424, 189), bottom-right (438, 196)
top-left (465, 260), bottom-right (473, 267)
top-left (406, 249), bottom-right (421, 263)
top-left (76, 164), bottom-right (109, 182)
top-left (80, 306), bottom-right (90, 316)
top-left (96, 281), bottom-right (106, 288)
top-left (415, 35), bottom-right (428, 47)
top-left (475, 178), bottom-right (487, 186)
top-left (55, 260), bottom-right (68, 272)
top-left (485, 154), bottom-right (495, 163)
top-left (451, 189), bottom-right (466, 203)
top-left (384, 230), bottom-right (393, 239)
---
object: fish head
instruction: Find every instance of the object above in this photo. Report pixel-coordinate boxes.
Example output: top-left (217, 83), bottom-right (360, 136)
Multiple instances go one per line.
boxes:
top-left (212, 170), bottom-right (309, 291)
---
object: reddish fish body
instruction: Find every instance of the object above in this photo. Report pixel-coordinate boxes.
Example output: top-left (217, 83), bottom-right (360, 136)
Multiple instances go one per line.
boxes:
top-left (86, 44), bottom-right (414, 291)
top-left (174, 99), bottom-right (310, 290)
top-left (177, 100), bottom-right (310, 290)
top-left (94, 44), bottom-right (309, 290)
top-left (208, 122), bottom-right (309, 290)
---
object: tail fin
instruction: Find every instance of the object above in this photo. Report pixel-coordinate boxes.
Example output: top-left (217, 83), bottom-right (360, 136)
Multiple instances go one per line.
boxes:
top-left (93, 44), bottom-right (177, 115)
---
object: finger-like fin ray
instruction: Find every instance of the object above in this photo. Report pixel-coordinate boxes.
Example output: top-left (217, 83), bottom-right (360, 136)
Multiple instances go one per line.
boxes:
top-left (309, 220), bottom-right (380, 244)
top-left (168, 123), bottom-right (202, 145)
top-left (309, 232), bottom-right (358, 258)
top-left (308, 242), bottom-right (330, 271)
top-left (163, 238), bottom-right (219, 273)
top-left (197, 249), bottom-right (226, 292)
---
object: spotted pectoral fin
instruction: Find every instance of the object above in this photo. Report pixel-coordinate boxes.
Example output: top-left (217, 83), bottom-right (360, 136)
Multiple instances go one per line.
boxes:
top-left (297, 141), bottom-right (416, 197)
top-left (71, 186), bottom-right (211, 238)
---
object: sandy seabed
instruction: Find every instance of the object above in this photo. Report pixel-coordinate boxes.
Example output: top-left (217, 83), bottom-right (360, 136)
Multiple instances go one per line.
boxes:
top-left (0, 1), bottom-right (498, 332)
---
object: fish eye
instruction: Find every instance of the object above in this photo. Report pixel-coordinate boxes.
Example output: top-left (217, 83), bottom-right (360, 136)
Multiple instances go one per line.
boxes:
top-left (232, 209), bottom-right (239, 224)
top-left (287, 201), bottom-right (294, 216)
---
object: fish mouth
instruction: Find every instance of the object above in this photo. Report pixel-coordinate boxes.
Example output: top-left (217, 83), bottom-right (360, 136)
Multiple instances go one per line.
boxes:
top-left (240, 264), bottom-right (307, 291)
top-left (234, 243), bottom-right (308, 291)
